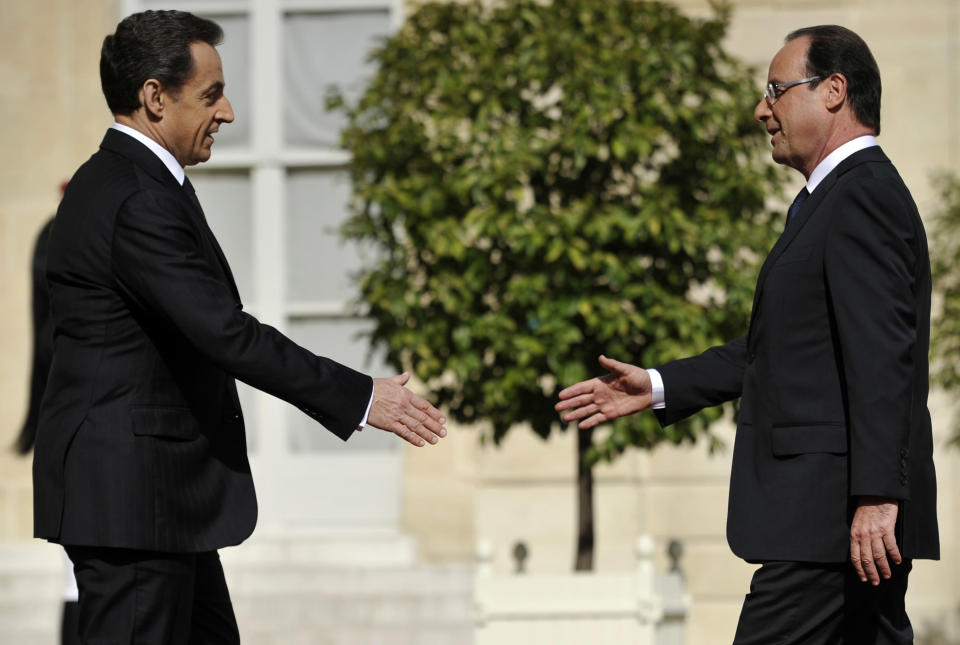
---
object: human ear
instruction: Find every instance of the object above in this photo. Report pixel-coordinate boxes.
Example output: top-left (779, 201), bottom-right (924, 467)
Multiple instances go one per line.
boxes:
top-left (141, 79), bottom-right (165, 118)
top-left (823, 73), bottom-right (847, 111)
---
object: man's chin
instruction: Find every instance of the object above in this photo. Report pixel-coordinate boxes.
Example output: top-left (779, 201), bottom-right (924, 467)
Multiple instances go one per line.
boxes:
top-left (188, 149), bottom-right (213, 166)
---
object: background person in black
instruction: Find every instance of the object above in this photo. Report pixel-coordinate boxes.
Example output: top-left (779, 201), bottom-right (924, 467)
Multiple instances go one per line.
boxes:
top-left (14, 181), bottom-right (78, 645)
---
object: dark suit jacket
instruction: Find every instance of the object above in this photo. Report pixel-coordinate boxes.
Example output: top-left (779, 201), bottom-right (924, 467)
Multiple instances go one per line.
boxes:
top-left (34, 129), bottom-right (373, 552)
top-left (655, 146), bottom-right (939, 562)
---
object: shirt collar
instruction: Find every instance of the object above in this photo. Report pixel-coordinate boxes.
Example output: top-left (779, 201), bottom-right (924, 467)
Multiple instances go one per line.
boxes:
top-left (806, 135), bottom-right (878, 194)
top-left (111, 122), bottom-right (185, 186)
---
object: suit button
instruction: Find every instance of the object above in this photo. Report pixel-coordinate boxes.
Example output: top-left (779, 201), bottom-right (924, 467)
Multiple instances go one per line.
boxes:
top-left (747, 352), bottom-right (756, 363)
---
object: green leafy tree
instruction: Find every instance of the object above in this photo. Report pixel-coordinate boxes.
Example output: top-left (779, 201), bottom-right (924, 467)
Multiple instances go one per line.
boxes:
top-left (930, 172), bottom-right (960, 443)
top-left (336, 0), bottom-right (783, 569)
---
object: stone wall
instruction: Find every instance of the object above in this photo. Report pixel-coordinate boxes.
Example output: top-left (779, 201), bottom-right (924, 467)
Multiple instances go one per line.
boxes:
top-left (0, 0), bottom-right (116, 540)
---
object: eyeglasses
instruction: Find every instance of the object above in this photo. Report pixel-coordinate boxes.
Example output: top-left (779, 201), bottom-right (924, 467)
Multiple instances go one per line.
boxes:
top-left (764, 76), bottom-right (821, 103)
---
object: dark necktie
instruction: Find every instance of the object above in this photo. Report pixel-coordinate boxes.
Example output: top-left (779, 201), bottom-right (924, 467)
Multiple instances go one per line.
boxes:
top-left (182, 176), bottom-right (204, 214)
top-left (786, 187), bottom-right (809, 228)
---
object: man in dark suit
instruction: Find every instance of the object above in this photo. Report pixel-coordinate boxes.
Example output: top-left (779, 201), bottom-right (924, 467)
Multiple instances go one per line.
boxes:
top-left (556, 26), bottom-right (937, 643)
top-left (34, 10), bottom-right (446, 643)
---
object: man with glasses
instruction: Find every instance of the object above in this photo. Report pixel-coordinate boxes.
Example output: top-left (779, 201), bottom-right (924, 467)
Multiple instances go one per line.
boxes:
top-left (557, 25), bottom-right (937, 643)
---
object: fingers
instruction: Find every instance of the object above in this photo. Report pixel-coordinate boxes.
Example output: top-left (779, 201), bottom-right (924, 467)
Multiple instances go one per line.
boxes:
top-left (555, 392), bottom-right (598, 413)
top-left (851, 538), bottom-right (882, 585)
top-left (369, 377), bottom-right (447, 447)
top-left (850, 539), bottom-right (866, 583)
top-left (406, 408), bottom-right (444, 443)
top-left (871, 536), bottom-right (891, 582)
top-left (407, 395), bottom-right (447, 438)
top-left (579, 411), bottom-right (609, 430)
top-left (851, 530), bottom-right (882, 585)
top-left (883, 532), bottom-right (903, 566)
top-left (850, 498), bottom-right (900, 586)
top-left (561, 403), bottom-right (599, 424)
top-left (384, 411), bottom-right (443, 447)
top-left (388, 398), bottom-right (445, 447)
top-left (557, 379), bottom-right (596, 402)
top-left (411, 393), bottom-right (446, 425)
top-left (392, 422), bottom-right (429, 447)
top-left (861, 548), bottom-right (880, 586)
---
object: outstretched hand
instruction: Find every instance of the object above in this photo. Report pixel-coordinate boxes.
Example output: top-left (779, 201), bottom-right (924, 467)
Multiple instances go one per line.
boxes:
top-left (554, 355), bottom-right (653, 429)
top-left (368, 373), bottom-right (447, 447)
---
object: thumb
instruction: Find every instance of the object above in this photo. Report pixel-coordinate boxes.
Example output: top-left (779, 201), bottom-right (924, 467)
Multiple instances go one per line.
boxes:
top-left (391, 372), bottom-right (411, 386)
top-left (598, 354), bottom-right (629, 374)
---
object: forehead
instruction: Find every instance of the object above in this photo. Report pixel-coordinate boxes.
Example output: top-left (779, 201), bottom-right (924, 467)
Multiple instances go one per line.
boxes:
top-left (767, 36), bottom-right (810, 81)
top-left (185, 41), bottom-right (225, 87)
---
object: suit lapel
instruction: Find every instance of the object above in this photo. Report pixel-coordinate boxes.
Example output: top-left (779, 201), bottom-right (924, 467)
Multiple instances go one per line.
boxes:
top-left (751, 175), bottom-right (833, 309)
top-left (747, 146), bottom-right (890, 336)
top-left (101, 130), bottom-right (243, 305)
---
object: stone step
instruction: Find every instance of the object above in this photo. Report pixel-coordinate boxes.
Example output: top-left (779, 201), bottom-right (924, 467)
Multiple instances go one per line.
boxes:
top-left (231, 589), bottom-right (473, 629)
top-left (220, 530), bottom-right (419, 568)
top-left (0, 598), bottom-right (61, 632)
top-left (0, 539), bottom-right (475, 645)
top-left (241, 626), bottom-right (473, 645)
top-left (224, 563), bottom-right (473, 597)
top-left (0, 630), bottom-right (59, 645)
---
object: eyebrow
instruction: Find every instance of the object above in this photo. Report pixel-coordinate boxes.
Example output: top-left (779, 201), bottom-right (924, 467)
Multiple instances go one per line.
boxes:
top-left (201, 81), bottom-right (225, 98)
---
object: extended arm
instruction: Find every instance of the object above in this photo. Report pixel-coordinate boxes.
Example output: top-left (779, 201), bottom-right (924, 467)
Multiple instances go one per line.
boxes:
top-left (555, 335), bottom-right (747, 429)
top-left (652, 335), bottom-right (747, 427)
top-left (112, 189), bottom-right (445, 445)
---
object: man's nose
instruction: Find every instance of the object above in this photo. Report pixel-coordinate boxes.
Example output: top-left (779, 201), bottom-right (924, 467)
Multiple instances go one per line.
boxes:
top-left (218, 96), bottom-right (235, 124)
top-left (754, 96), bottom-right (771, 123)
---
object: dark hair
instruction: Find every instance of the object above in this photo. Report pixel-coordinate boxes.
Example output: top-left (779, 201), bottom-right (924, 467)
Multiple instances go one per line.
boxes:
top-left (786, 25), bottom-right (881, 134)
top-left (100, 10), bottom-right (223, 115)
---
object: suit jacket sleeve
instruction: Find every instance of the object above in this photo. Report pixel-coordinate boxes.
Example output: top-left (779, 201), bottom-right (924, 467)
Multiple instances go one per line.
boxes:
top-left (824, 178), bottom-right (920, 501)
top-left (653, 335), bottom-right (746, 427)
top-left (110, 187), bottom-right (372, 439)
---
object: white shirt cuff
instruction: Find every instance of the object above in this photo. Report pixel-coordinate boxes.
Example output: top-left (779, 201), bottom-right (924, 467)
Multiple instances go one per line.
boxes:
top-left (357, 390), bottom-right (374, 430)
top-left (647, 368), bottom-right (665, 409)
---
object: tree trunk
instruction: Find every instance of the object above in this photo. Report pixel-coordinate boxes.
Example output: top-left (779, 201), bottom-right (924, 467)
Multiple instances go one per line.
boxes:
top-left (574, 427), bottom-right (595, 571)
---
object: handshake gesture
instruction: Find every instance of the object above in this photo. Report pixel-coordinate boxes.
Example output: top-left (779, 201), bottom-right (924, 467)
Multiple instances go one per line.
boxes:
top-left (368, 373), bottom-right (447, 446)
top-left (368, 354), bottom-right (653, 446)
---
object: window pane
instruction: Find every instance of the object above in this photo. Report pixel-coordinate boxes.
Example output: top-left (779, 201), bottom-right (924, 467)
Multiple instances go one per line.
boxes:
top-left (285, 317), bottom-right (396, 452)
top-left (285, 168), bottom-right (378, 304)
top-left (283, 10), bottom-right (391, 148)
top-left (186, 170), bottom-right (254, 300)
